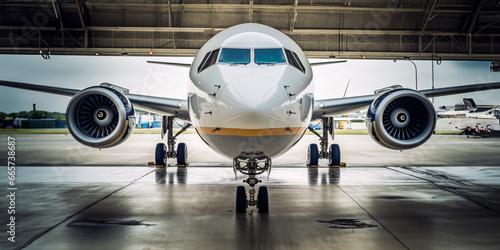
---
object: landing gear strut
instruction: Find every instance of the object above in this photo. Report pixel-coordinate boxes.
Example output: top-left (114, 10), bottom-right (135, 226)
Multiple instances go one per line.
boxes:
top-left (307, 117), bottom-right (341, 167)
top-left (233, 152), bottom-right (271, 213)
top-left (155, 116), bottom-right (191, 167)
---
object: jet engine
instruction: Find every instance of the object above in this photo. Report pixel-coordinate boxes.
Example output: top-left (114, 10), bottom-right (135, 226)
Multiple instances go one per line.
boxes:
top-left (366, 89), bottom-right (436, 150)
top-left (66, 85), bottom-right (136, 148)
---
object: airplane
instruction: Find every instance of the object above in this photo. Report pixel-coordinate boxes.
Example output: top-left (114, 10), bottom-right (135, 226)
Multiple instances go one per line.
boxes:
top-left (438, 98), bottom-right (500, 119)
top-left (466, 108), bottom-right (500, 119)
top-left (2, 23), bottom-right (500, 213)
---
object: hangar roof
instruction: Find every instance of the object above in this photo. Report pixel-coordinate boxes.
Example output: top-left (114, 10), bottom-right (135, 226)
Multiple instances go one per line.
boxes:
top-left (1, 0), bottom-right (499, 60)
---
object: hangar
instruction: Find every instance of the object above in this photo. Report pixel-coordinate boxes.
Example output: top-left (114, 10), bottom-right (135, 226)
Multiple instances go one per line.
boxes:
top-left (1, 0), bottom-right (500, 60)
top-left (1, 1), bottom-right (500, 250)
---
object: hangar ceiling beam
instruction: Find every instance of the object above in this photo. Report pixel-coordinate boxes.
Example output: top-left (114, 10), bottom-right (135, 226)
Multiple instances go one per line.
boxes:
top-left (51, 0), bottom-right (64, 31)
top-left (249, 0), bottom-right (254, 23)
top-left (77, 3), bottom-right (498, 14)
top-left (420, 0), bottom-right (439, 33)
top-left (1, 1), bottom-right (498, 60)
top-left (3, 2), bottom-right (500, 14)
top-left (2, 46), bottom-right (499, 60)
top-left (2, 26), bottom-right (499, 37)
top-left (466, 0), bottom-right (486, 35)
top-left (75, 0), bottom-right (86, 28)
top-left (289, 0), bottom-right (298, 32)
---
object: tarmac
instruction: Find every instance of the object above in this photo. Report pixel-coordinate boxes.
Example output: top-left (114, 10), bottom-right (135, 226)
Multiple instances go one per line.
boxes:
top-left (0, 129), bottom-right (500, 249)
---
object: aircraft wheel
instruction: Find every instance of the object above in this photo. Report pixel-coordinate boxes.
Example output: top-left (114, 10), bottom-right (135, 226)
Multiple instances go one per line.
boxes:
top-left (307, 144), bottom-right (319, 167)
top-left (257, 186), bottom-right (269, 213)
top-left (236, 186), bottom-right (247, 213)
top-left (328, 144), bottom-right (341, 167)
top-left (176, 142), bottom-right (188, 167)
top-left (155, 143), bottom-right (166, 167)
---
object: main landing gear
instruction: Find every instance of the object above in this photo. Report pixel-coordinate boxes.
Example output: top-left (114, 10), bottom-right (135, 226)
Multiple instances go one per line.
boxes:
top-left (155, 116), bottom-right (191, 167)
top-left (307, 117), bottom-right (341, 168)
top-left (233, 151), bottom-right (271, 213)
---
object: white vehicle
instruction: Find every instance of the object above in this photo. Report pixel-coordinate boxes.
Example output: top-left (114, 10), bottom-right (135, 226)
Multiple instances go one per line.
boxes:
top-left (2, 23), bottom-right (500, 213)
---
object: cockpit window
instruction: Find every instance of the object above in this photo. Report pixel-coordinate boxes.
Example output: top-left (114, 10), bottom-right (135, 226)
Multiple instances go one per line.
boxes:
top-left (198, 49), bottom-right (220, 73)
top-left (254, 48), bottom-right (286, 65)
top-left (218, 48), bottom-right (250, 64)
top-left (284, 49), bottom-right (305, 73)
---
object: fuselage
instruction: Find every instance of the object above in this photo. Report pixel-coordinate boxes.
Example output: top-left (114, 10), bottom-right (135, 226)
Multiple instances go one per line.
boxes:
top-left (187, 23), bottom-right (314, 159)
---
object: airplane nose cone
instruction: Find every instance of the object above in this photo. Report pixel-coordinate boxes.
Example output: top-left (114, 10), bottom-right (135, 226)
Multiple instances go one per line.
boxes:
top-left (219, 75), bottom-right (285, 130)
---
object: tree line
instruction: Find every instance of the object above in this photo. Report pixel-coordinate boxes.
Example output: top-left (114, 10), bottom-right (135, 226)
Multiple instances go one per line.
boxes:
top-left (0, 111), bottom-right (66, 120)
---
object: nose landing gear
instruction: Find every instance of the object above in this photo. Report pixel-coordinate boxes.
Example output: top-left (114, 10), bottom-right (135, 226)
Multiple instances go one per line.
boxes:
top-left (233, 152), bottom-right (271, 213)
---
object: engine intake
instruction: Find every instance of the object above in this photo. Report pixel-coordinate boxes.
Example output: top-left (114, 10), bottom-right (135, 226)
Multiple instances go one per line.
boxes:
top-left (366, 89), bottom-right (436, 150)
top-left (66, 85), bottom-right (135, 148)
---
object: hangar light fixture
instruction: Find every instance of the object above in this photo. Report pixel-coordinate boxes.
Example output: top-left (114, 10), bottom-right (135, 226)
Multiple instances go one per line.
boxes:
top-left (491, 61), bottom-right (499, 72)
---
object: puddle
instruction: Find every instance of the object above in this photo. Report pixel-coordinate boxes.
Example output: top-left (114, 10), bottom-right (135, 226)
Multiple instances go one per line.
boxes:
top-left (67, 218), bottom-right (155, 227)
top-left (317, 219), bottom-right (378, 229)
top-left (374, 195), bottom-right (408, 200)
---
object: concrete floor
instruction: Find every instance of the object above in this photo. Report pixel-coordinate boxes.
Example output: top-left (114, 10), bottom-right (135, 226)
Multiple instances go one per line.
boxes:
top-left (1, 131), bottom-right (500, 167)
top-left (1, 131), bottom-right (500, 249)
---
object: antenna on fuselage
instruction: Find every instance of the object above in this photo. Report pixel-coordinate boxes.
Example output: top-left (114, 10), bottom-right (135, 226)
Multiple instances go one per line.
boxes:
top-left (343, 79), bottom-right (351, 98)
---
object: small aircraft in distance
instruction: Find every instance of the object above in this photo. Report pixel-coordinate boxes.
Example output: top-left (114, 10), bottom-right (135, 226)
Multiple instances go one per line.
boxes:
top-left (438, 98), bottom-right (500, 119)
top-left (2, 23), bottom-right (500, 213)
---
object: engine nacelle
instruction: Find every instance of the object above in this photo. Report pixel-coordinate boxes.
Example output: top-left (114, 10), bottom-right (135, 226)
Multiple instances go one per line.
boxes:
top-left (366, 89), bottom-right (436, 150)
top-left (66, 85), bottom-right (136, 148)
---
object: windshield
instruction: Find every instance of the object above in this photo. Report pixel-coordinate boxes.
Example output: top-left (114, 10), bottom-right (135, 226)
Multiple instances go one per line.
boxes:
top-left (218, 48), bottom-right (250, 64)
top-left (255, 48), bottom-right (286, 64)
top-left (495, 110), bottom-right (500, 117)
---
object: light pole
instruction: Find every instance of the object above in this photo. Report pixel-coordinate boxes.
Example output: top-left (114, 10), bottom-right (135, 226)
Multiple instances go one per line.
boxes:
top-left (394, 59), bottom-right (418, 90)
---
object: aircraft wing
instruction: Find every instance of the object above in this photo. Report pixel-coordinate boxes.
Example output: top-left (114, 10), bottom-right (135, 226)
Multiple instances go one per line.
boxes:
top-left (312, 81), bottom-right (500, 120)
top-left (0, 80), bottom-right (190, 121)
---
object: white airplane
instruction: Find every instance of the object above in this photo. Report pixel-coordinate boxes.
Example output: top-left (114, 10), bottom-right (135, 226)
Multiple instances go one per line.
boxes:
top-left (438, 98), bottom-right (500, 119)
top-left (2, 23), bottom-right (500, 213)
top-left (466, 109), bottom-right (500, 119)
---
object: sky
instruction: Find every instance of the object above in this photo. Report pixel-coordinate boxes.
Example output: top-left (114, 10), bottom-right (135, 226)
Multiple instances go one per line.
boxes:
top-left (0, 54), bottom-right (499, 114)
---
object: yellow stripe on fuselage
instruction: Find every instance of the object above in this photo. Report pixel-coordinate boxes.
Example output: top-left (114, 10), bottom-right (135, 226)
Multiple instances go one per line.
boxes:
top-left (196, 126), bottom-right (307, 136)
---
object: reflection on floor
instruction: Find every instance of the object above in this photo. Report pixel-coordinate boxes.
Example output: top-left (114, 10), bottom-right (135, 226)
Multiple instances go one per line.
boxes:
top-left (1, 166), bottom-right (499, 249)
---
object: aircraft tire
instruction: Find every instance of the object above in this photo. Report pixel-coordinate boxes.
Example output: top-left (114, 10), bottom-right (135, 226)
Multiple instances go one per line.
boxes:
top-left (257, 186), bottom-right (269, 213)
top-left (328, 144), bottom-right (341, 167)
top-left (307, 144), bottom-right (319, 167)
top-left (236, 186), bottom-right (247, 213)
top-left (155, 143), bottom-right (166, 167)
top-left (176, 142), bottom-right (188, 167)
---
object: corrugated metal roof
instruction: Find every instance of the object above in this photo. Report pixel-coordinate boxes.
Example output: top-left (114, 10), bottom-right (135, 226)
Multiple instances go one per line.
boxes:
top-left (0, 0), bottom-right (499, 59)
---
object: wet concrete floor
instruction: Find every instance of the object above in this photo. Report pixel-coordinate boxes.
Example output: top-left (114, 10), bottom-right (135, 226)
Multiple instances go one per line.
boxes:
top-left (0, 166), bottom-right (499, 249)
top-left (1, 133), bottom-right (500, 167)
top-left (0, 133), bottom-right (499, 249)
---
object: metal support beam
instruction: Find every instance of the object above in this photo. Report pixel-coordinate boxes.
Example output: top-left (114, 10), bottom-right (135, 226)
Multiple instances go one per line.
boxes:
top-left (1, 47), bottom-right (500, 60)
top-left (84, 28), bottom-right (88, 48)
top-left (167, 0), bottom-right (173, 27)
top-left (2, 26), bottom-right (500, 37)
top-left (467, 0), bottom-right (486, 35)
top-left (290, 0), bottom-right (298, 32)
top-left (420, 0), bottom-right (438, 33)
top-left (249, 0), bottom-right (254, 23)
top-left (418, 35), bottom-right (422, 53)
top-left (75, 0), bottom-right (86, 28)
top-left (469, 34), bottom-right (473, 55)
top-left (52, 0), bottom-right (64, 30)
